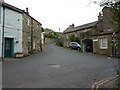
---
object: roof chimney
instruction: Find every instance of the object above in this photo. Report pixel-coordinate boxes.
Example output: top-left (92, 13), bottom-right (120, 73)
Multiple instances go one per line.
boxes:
top-left (69, 24), bottom-right (74, 27)
top-left (68, 24), bottom-right (75, 29)
top-left (98, 12), bottom-right (103, 21)
top-left (26, 7), bottom-right (29, 14)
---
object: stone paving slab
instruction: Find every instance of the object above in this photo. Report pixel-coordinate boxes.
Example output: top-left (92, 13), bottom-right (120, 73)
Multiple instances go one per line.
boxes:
top-left (0, 58), bottom-right (20, 62)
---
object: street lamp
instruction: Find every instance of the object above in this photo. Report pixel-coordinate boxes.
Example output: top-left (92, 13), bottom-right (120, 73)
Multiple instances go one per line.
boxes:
top-left (59, 28), bottom-right (60, 33)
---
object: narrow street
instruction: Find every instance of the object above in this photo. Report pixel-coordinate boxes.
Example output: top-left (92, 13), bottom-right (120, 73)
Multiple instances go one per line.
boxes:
top-left (3, 44), bottom-right (118, 88)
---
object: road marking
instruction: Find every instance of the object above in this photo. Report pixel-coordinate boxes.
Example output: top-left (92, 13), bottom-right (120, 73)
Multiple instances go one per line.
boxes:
top-left (49, 64), bottom-right (61, 68)
top-left (92, 75), bottom-right (119, 89)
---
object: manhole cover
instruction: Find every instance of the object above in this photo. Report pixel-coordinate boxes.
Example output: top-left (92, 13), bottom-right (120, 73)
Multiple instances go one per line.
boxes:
top-left (48, 64), bottom-right (61, 68)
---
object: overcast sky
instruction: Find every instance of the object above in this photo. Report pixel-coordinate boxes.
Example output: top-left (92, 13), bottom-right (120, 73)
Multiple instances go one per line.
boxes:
top-left (5, 0), bottom-right (102, 32)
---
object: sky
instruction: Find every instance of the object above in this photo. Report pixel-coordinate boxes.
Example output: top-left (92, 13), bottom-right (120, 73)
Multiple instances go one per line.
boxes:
top-left (5, 0), bottom-right (103, 32)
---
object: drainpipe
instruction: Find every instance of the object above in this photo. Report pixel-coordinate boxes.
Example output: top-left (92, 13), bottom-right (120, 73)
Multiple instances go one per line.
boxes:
top-left (31, 19), bottom-right (33, 54)
top-left (1, 6), bottom-right (5, 62)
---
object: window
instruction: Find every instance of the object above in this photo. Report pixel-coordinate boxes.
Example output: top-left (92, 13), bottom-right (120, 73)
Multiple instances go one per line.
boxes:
top-left (71, 43), bottom-right (77, 46)
top-left (99, 38), bottom-right (108, 49)
top-left (37, 24), bottom-right (39, 28)
top-left (27, 18), bottom-right (30, 26)
top-left (28, 35), bottom-right (31, 43)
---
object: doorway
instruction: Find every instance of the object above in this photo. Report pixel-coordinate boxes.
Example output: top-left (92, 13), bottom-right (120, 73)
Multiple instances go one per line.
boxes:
top-left (82, 39), bottom-right (93, 52)
top-left (4, 38), bottom-right (14, 58)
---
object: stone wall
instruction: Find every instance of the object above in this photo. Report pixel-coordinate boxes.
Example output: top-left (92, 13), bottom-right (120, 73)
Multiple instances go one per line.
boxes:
top-left (92, 7), bottom-right (119, 57)
top-left (77, 28), bottom-right (93, 42)
top-left (22, 12), bottom-right (42, 56)
top-left (62, 7), bottom-right (120, 58)
top-left (32, 20), bottom-right (42, 53)
top-left (102, 7), bottom-right (116, 30)
top-left (93, 34), bottom-right (113, 57)
top-left (22, 13), bottom-right (32, 56)
top-left (45, 38), bottom-right (56, 44)
top-left (63, 28), bottom-right (94, 48)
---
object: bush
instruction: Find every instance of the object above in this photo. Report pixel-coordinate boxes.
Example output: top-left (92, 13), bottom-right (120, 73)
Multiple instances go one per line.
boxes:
top-left (69, 35), bottom-right (80, 43)
top-left (56, 42), bottom-right (63, 47)
top-left (44, 32), bottom-right (59, 39)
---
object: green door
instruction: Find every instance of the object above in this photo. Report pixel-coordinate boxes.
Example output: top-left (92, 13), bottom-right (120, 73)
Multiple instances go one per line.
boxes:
top-left (4, 38), bottom-right (14, 58)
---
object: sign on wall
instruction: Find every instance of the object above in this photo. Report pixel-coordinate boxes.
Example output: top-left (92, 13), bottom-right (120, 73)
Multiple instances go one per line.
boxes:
top-left (93, 39), bottom-right (98, 42)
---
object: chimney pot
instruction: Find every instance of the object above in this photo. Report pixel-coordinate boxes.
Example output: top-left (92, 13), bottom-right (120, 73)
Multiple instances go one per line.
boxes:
top-left (26, 7), bottom-right (29, 14)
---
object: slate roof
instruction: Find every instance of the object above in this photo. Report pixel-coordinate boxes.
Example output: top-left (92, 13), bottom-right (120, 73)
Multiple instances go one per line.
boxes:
top-left (63, 21), bottom-right (98, 34)
top-left (1, 2), bottom-right (23, 13)
top-left (1, 2), bottom-right (42, 25)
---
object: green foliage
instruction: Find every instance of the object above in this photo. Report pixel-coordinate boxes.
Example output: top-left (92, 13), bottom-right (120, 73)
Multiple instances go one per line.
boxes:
top-left (41, 27), bottom-right (44, 32)
top-left (56, 37), bottom-right (63, 47)
top-left (56, 42), bottom-right (63, 47)
top-left (100, 1), bottom-right (120, 23)
top-left (43, 28), bottom-right (60, 38)
top-left (44, 31), bottom-right (60, 39)
top-left (69, 35), bottom-right (80, 43)
top-left (113, 64), bottom-right (120, 87)
top-left (114, 65), bottom-right (120, 75)
top-left (100, 0), bottom-right (115, 7)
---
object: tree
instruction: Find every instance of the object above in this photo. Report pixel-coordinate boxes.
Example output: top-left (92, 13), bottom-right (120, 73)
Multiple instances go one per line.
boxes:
top-left (41, 27), bottom-right (44, 32)
top-left (44, 28), bottom-right (60, 39)
top-left (69, 35), bottom-right (80, 43)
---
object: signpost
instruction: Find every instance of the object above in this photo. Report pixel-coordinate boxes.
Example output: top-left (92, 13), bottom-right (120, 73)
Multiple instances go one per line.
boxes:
top-left (112, 32), bottom-right (116, 57)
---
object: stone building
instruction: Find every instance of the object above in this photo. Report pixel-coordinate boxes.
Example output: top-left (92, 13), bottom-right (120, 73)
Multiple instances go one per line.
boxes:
top-left (92, 7), bottom-right (120, 57)
top-left (62, 7), bottom-right (120, 58)
top-left (0, 2), bottom-right (23, 58)
top-left (63, 22), bottom-right (98, 52)
top-left (0, 2), bottom-right (43, 58)
top-left (22, 11), bottom-right (42, 56)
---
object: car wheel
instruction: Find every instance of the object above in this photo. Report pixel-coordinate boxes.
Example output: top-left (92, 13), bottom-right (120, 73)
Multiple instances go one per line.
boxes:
top-left (77, 47), bottom-right (80, 51)
top-left (70, 47), bottom-right (72, 50)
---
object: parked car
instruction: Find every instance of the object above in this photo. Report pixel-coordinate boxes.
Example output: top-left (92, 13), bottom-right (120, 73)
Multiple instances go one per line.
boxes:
top-left (86, 45), bottom-right (93, 52)
top-left (69, 42), bottom-right (81, 50)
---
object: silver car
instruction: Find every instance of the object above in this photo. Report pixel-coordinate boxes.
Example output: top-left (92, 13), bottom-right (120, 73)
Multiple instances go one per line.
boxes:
top-left (69, 42), bottom-right (81, 51)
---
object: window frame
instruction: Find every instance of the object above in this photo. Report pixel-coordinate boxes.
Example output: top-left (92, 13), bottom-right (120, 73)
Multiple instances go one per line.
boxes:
top-left (27, 17), bottom-right (30, 26)
top-left (99, 38), bottom-right (108, 49)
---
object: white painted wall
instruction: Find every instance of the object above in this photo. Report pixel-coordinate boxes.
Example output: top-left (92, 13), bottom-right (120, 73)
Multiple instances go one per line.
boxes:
top-left (0, 6), bottom-right (3, 57)
top-left (0, 6), bottom-right (23, 57)
top-left (41, 32), bottom-right (44, 44)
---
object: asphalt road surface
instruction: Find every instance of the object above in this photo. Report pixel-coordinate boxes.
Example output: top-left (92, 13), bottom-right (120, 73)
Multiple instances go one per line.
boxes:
top-left (3, 44), bottom-right (118, 88)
